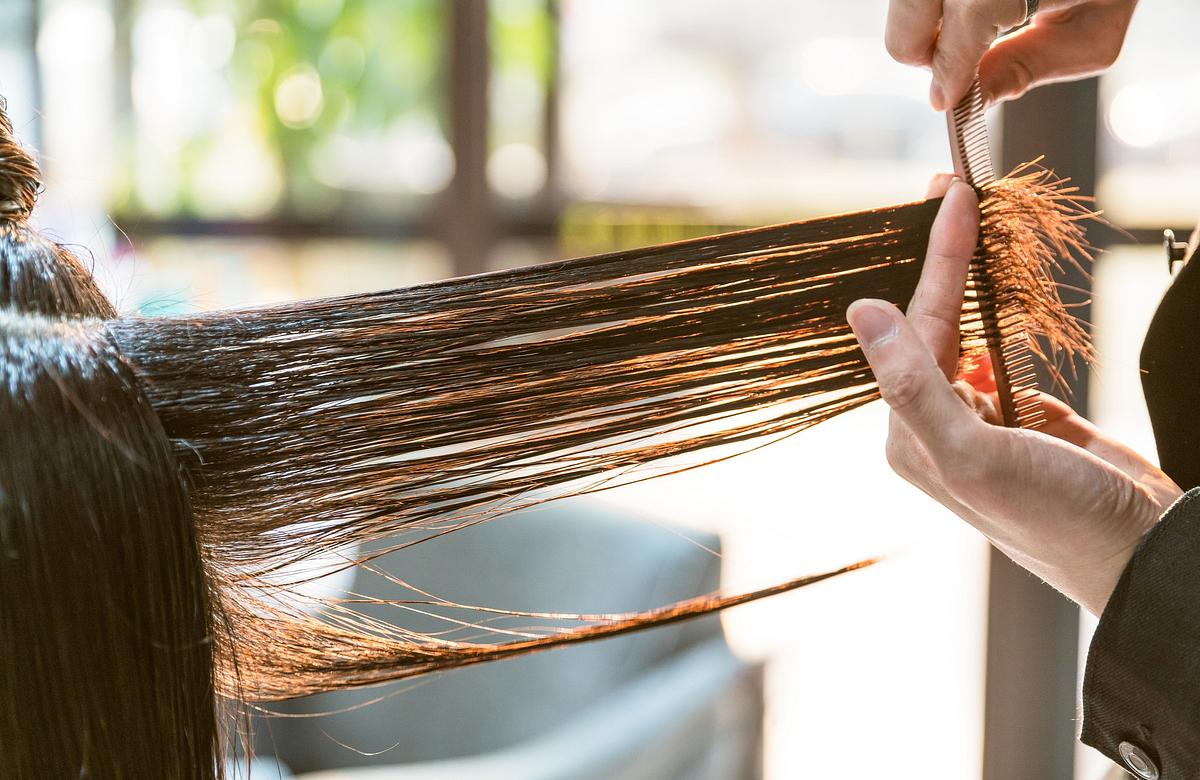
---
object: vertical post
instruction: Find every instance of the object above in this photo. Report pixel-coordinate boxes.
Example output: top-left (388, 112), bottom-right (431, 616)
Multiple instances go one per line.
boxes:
top-left (443, 0), bottom-right (492, 277)
top-left (982, 77), bottom-right (1099, 780)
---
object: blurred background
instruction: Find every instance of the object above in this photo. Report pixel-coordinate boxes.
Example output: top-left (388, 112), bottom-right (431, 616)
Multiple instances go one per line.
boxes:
top-left (0, 0), bottom-right (1193, 778)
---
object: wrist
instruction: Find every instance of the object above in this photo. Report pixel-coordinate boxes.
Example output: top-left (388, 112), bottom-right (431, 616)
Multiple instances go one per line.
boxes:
top-left (993, 508), bottom-right (1156, 617)
top-left (1070, 481), bottom-right (1179, 615)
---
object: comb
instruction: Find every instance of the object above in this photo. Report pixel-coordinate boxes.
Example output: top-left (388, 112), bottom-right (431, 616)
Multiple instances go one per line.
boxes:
top-left (946, 79), bottom-right (1043, 429)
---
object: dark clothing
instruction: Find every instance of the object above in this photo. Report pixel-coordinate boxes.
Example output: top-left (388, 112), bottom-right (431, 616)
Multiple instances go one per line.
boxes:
top-left (1081, 249), bottom-right (1200, 777)
top-left (1141, 250), bottom-right (1200, 492)
top-left (1082, 487), bottom-right (1200, 776)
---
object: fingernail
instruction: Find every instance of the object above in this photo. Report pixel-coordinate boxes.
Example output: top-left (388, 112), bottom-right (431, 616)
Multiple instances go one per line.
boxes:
top-left (847, 301), bottom-right (899, 349)
top-left (945, 178), bottom-right (978, 208)
top-left (930, 81), bottom-right (945, 111)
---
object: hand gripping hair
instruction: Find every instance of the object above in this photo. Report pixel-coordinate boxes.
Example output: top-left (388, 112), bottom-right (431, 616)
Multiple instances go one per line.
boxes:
top-left (0, 97), bottom-right (1091, 777)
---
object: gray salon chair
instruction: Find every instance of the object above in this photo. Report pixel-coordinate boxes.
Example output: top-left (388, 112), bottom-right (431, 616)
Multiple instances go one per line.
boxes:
top-left (247, 499), bottom-right (764, 780)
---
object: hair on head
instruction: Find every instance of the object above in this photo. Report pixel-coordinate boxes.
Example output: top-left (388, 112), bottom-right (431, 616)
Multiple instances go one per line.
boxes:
top-left (0, 97), bottom-right (38, 223)
top-left (0, 312), bottom-right (219, 778)
top-left (0, 98), bottom-right (113, 318)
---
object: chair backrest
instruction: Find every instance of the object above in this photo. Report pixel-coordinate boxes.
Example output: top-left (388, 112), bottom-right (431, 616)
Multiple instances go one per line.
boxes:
top-left (252, 499), bottom-right (724, 773)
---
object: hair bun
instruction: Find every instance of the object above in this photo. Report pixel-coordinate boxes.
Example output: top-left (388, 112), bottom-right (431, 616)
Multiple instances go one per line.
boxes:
top-left (0, 98), bottom-right (41, 223)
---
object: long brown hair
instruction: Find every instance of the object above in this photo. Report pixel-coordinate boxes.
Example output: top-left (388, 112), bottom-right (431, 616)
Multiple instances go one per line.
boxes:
top-left (0, 96), bottom-right (1091, 776)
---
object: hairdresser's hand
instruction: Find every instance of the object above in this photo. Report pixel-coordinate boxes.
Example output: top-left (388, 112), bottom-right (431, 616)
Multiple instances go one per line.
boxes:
top-left (847, 175), bottom-right (1182, 616)
top-left (885, 0), bottom-right (1138, 109)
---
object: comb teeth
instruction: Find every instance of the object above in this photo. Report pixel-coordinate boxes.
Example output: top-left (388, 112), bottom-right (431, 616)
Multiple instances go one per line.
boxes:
top-left (1001, 330), bottom-right (1047, 429)
top-left (947, 81), bottom-right (995, 189)
top-left (949, 79), bottom-right (1041, 430)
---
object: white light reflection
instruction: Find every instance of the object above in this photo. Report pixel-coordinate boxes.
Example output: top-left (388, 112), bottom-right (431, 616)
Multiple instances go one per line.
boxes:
top-left (308, 116), bottom-right (454, 195)
top-left (132, 7), bottom-right (231, 140)
top-left (191, 109), bottom-right (284, 219)
top-left (800, 37), bottom-right (867, 96)
top-left (1108, 84), bottom-right (1166, 148)
top-left (190, 14), bottom-right (236, 72)
top-left (488, 142), bottom-right (547, 199)
top-left (37, 2), bottom-right (114, 67)
top-left (274, 66), bottom-right (325, 130)
top-left (491, 69), bottom-right (544, 130)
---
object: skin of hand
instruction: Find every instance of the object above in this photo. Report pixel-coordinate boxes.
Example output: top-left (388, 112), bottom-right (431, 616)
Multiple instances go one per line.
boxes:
top-left (846, 175), bottom-right (1183, 616)
top-left (885, 0), bottom-right (1139, 109)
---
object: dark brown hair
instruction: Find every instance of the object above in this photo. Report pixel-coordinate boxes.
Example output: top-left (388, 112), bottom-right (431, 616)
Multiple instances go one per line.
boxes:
top-left (0, 313), bottom-right (220, 775)
top-left (0, 95), bottom-right (1091, 776)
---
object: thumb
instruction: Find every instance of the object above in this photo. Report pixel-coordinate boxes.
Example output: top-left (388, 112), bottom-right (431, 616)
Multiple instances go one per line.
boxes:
top-left (847, 299), bottom-right (983, 460)
top-left (979, 11), bottom-right (1128, 104)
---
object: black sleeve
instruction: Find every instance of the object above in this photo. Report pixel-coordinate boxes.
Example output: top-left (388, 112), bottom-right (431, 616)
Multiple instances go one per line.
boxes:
top-left (1140, 252), bottom-right (1200, 492)
top-left (1082, 487), bottom-right (1200, 778)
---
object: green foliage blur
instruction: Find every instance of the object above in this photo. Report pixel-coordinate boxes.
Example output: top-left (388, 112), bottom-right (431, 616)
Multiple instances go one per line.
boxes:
top-left (116, 0), bottom-right (552, 222)
top-left (118, 0), bottom-right (446, 220)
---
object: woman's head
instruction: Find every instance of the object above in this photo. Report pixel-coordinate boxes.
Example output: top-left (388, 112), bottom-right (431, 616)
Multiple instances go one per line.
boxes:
top-left (0, 99), bottom-right (220, 779)
top-left (0, 312), bottom-right (220, 778)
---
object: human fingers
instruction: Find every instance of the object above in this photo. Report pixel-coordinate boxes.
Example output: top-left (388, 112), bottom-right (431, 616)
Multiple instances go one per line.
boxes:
top-left (925, 172), bottom-right (956, 199)
top-left (951, 379), bottom-right (1000, 422)
top-left (885, 0), bottom-right (942, 67)
top-left (978, 2), bottom-right (1136, 105)
top-left (929, 0), bottom-right (1097, 109)
top-left (906, 181), bottom-right (979, 378)
top-left (931, 0), bottom-right (1028, 109)
top-left (1035, 395), bottom-right (1184, 507)
top-left (848, 298), bottom-right (987, 462)
top-left (1036, 394), bottom-right (1136, 456)
top-left (884, 174), bottom-right (954, 465)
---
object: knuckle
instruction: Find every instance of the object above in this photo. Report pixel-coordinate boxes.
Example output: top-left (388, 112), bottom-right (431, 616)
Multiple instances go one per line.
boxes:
top-left (886, 32), bottom-right (931, 65)
top-left (936, 3), bottom-right (998, 69)
top-left (962, 0), bottom-right (999, 29)
top-left (910, 310), bottom-right (959, 346)
top-left (878, 368), bottom-right (925, 413)
top-left (1007, 57), bottom-right (1036, 95)
top-left (932, 53), bottom-right (972, 98)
